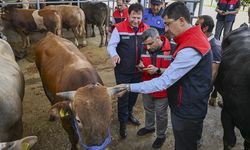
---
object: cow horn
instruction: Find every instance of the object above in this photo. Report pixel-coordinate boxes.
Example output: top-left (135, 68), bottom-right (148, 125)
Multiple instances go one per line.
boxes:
top-left (107, 87), bottom-right (125, 96)
top-left (56, 91), bottom-right (76, 101)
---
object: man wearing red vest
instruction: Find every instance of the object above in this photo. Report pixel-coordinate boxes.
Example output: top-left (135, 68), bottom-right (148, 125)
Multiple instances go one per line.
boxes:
top-left (113, 0), bottom-right (129, 24)
top-left (136, 27), bottom-right (171, 148)
top-left (107, 3), bottom-right (149, 139)
top-left (114, 2), bottom-right (212, 149)
top-left (215, 0), bottom-right (240, 40)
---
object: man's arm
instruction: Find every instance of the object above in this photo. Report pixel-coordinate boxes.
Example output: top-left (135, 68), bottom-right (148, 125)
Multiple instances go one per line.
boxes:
top-left (129, 48), bottom-right (202, 93)
top-left (107, 28), bottom-right (121, 66)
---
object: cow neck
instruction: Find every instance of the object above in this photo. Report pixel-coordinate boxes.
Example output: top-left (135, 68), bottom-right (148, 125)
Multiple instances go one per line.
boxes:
top-left (70, 111), bottom-right (111, 150)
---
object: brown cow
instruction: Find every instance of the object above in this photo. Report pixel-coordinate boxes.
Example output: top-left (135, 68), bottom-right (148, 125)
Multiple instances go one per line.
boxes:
top-left (43, 5), bottom-right (87, 47)
top-left (1, 5), bottom-right (61, 48)
top-left (35, 32), bottom-right (115, 150)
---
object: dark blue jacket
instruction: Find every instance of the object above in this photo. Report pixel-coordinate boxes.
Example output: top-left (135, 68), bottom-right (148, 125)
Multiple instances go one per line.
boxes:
top-left (143, 8), bottom-right (165, 35)
top-left (114, 20), bottom-right (149, 74)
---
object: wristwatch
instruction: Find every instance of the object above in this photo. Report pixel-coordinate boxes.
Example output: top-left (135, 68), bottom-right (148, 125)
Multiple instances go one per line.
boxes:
top-left (126, 84), bottom-right (130, 92)
top-left (156, 68), bottom-right (161, 74)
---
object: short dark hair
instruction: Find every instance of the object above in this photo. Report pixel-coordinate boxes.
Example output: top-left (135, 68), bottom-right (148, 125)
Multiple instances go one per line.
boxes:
top-left (199, 15), bottom-right (214, 33)
top-left (162, 1), bottom-right (191, 24)
top-left (128, 3), bottom-right (144, 15)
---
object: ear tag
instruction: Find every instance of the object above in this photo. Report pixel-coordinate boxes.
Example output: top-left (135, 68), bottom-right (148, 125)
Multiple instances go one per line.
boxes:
top-left (22, 143), bottom-right (30, 150)
top-left (59, 108), bottom-right (69, 118)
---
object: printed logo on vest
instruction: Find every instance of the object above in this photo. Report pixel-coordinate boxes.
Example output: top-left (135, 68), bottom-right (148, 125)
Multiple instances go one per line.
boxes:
top-left (229, 4), bottom-right (233, 9)
top-left (121, 36), bottom-right (130, 40)
top-left (156, 20), bottom-right (161, 25)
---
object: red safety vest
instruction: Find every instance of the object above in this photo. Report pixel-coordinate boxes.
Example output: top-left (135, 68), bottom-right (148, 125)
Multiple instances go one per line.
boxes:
top-left (141, 36), bottom-right (171, 98)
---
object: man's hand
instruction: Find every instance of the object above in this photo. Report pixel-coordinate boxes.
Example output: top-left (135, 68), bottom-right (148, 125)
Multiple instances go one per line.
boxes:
top-left (136, 60), bottom-right (145, 72)
top-left (113, 84), bottom-right (129, 97)
top-left (146, 64), bottom-right (158, 75)
top-left (111, 55), bottom-right (120, 67)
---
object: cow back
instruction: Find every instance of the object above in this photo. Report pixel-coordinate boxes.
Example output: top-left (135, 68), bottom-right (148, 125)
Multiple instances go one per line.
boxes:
top-left (35, 32), bottom-right (102, 103)
top-left (0, 39), bottom-right (24, 142)
top-left (43, 5), bottom-right (85, 31)
top-left (80, 2), bottom-right (109, 26)
top-left (216, 26), bottom-right (250, 128)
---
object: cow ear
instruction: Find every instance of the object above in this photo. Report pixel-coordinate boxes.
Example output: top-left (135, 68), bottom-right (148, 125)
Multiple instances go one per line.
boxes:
top-left (20, 136), bottom-right (38, 150)
top-left (56, 91), bottom-right (76, 101)
top-left (49, 101), bottom-right (72, 119)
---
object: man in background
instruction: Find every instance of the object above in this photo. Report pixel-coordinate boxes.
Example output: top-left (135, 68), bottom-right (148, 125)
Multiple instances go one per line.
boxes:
top-left (143, 0), bottom-right (165, 35)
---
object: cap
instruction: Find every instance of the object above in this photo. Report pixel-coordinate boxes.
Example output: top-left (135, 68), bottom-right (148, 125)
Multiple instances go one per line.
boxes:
top-left (150, 0), bottom-right (164, 5)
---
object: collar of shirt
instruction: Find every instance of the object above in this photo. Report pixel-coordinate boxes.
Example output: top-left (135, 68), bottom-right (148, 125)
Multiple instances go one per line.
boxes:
top-left (208, 34), bottom-right (214, 42)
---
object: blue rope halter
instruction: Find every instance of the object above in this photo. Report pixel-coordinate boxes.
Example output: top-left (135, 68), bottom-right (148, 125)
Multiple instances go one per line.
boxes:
top-left (71, 114), bottom-right (111, 150)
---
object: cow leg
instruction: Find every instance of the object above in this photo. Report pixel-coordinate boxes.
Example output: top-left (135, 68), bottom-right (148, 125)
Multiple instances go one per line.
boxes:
top-left (72, 28), bottom-right (79, 47)
top-left (221, 108), bottom-right (236, 150)
top-left (244, 140), bottom-right (250, 150)
top-left (17, 31), bottom-right (28, 48)
top-left (97, 25), bottom-right (104, 47)
top-left (26, 36), bottom-right (30, 48)
top-left (91, 24), bottom-right (96, 37)
top-left (105, 25), bottom-right (108, 46)
top-left (85, 23), bottom-right (89, 38)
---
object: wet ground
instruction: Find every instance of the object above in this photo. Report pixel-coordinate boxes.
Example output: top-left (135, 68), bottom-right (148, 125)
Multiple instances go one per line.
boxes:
top-left (5, 30), bottom-right (242, 150)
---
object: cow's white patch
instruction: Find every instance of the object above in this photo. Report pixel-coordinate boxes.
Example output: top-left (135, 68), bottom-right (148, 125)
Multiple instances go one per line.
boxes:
top-left (32, 10), bottom-right (47, 30)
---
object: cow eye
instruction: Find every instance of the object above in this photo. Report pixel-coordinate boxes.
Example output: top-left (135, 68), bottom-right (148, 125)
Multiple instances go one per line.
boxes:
top-left (75, 116), bottom-right (81, 123)
top-left (76, 119), bottom-right (81, 123)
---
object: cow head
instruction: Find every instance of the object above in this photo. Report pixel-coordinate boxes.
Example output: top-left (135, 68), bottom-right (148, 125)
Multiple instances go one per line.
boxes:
top-left (49, 83), bottom-right (117, 149)
top-left (0, 136), bottom-right (38, 150)
top-left (1, 5), bottom-right (16, 21)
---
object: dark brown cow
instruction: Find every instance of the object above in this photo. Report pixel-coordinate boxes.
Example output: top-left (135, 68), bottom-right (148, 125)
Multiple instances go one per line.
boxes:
top-left (79, 1), bottom-right (110, 47)
top-left (35, 32), bottom-right (115, 150)
top-left (1, 5), bottom-right (61, 48)
top-left (43, 5), bottom-right (87, 47)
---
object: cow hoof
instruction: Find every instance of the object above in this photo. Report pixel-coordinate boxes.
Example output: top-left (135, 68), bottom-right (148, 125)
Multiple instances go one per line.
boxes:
top-left (209, 98), bottom-right (216, 106)
top-left (218, 101), bottom-right (223, 108)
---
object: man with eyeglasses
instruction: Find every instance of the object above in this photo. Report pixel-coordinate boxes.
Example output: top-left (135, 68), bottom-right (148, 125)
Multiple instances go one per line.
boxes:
top-left (114, 2), bottom-right (212, 149)
top-left (107, 3), bottom-right (149, 139)
top-left (136, 27), bottom-right (171, 148)
top-left (143, 0), bottom-right (165, 35)
top-left (113, 0), bottom-right (129, 24)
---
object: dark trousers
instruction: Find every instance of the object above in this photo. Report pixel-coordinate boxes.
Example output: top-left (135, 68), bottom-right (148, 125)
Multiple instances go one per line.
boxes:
top-left (215, 20), bottom-right (234, 40)
top-left (171, 112), bottom-right (203, 150)
top-left (115, 70), bottom-right (141, 123)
